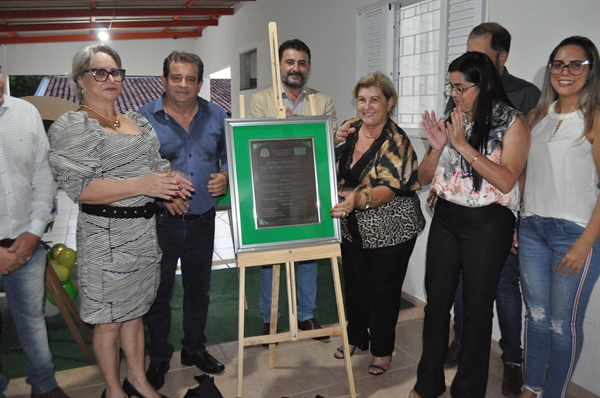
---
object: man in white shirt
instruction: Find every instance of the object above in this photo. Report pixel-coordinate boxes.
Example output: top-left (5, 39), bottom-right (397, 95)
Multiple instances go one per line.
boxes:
top-left (0, 66), bottom-right (68, 398)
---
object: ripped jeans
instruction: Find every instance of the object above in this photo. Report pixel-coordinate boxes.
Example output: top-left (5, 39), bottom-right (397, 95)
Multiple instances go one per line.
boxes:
top-left (518, 216), bottom-right (600, 397)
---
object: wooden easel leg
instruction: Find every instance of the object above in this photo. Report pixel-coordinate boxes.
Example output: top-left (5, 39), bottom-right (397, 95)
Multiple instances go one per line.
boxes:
top-left (45, 261), bottom-right (94, 363)
top-left (268, 264), bottom-right (281, 368)
top-left (228, 208), bottom-right (247, 311)
top-left (330, 256), bottom-right (356, 398)
top-left (237, 265), bottom-right (246, 398)
top-left (286, 261), bottom-right (298, 340)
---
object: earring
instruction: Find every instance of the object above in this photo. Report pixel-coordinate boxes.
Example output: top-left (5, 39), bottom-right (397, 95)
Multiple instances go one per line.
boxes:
top-left (82, 89), bottom-right (87, 94)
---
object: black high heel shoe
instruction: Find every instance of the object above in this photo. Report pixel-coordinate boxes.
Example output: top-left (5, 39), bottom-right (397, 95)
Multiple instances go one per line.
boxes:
top-left (334, 341), bottom-right (369, 359)
top-left (122, 378), bottom-right (169, 398)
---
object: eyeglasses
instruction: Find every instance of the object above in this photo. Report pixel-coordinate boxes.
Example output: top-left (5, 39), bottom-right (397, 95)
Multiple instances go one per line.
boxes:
top-left (445, 82), bottom-right (478, 97)
top-left (84, 68), bottom-right (126, 82)
top-left (548, 60), bottom-right (590, 76)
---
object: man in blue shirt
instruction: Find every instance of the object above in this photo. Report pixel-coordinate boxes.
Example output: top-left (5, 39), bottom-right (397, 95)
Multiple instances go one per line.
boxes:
top-left (138, 51), bottom-right (228, 391)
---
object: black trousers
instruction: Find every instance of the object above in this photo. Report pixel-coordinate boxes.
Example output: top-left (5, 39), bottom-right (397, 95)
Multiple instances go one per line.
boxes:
top-left (341, 236), bottom-right (417, 357)
top-left (415, 199), bottom-right (515, 398)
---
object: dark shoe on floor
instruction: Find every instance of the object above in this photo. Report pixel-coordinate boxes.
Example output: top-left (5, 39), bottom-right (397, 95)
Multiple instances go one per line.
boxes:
top-left (333, 342), bottom-right (369, 359)
top-left (145, 359), bottom-right (170, 390)
top-left (368, 355), bottom-right (392, 376)
top-left (261, 322), bottom-right (279, 348)
top-left (502, 363), bottom-right (524, 397)
top-left (408, 389), bottom-right (422, 398)
top-left (31, 387), bottom-right (70, 398)
top-left (123, 377), bottom-right (169, 398)
top-left (444, 338), bottom-right (461, 368)
top-left (181, 349), bottom-right (225, 374)
top-left (298, 317), bottom-right (329, 340)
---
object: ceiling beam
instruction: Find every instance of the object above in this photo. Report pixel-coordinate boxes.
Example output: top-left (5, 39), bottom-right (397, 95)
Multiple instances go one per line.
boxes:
top-left (0, 7), bottom-right (234, 19)
top-left (1, 0), bottom-right (252, 2)
top-left (0, 19), bottom-right (218, 32)
top-left (0, 30), bottom-right (203, 45)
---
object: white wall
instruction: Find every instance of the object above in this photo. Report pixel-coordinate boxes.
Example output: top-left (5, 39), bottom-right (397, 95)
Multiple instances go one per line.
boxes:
top-left (194, 0), bottom-right (375, 120)
top-left (491, 0), bottom-right (600, 89)
top-left (489, 1), bottom-right (600, 393)
top-left (0, 38), bottom-right (196, 77)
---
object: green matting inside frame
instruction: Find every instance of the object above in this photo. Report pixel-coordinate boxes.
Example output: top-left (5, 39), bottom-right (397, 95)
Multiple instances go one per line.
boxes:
top-left (229, 120), bottom-right (337, 248)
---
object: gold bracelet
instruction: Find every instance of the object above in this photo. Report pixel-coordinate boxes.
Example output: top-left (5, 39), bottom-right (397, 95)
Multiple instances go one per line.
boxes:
top-left (358, 189), bottom-right (373, 210)
top-left (470, 154), bottom-right (480, 166)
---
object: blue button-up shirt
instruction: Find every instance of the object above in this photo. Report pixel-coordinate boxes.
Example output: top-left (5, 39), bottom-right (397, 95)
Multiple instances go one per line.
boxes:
top-left (138, 94), bottom-right (228, 215)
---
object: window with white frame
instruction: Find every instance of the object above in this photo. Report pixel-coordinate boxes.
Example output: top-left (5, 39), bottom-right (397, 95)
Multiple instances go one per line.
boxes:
top-left (357, 0), bottom-right (486, 137)
top-left (397, 0), bottom-right (441, 130)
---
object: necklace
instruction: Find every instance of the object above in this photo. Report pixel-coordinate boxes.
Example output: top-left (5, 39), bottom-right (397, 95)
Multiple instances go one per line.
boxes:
top-left (81, 104), bottom-right (121, 127)
top-left (361, 125), bottom-right (381, 140)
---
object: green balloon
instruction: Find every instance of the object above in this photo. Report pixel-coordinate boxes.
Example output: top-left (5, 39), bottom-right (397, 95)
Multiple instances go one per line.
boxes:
top-left (46, 279), bottom-right (79, 305)
top-left (62, 279), bottom-right (79, 302)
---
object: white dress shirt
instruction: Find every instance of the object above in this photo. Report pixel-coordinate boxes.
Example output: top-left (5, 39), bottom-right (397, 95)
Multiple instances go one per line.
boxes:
top-left (0, 95), bottom-right (57, 239)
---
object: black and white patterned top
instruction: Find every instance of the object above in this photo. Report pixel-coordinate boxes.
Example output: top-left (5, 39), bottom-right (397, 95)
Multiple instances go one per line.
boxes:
top-left (336, 118), bottom-right (425, 249)
top-left (48, 111), bottom-right (169, 324)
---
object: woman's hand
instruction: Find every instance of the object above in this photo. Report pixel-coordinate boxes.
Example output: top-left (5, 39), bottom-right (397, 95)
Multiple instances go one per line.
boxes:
top-left (334, 122), bottom-right (356, 146)
top-left (557, 239), bottom-right (592, 277)
top-left (142, 170), bottom-right (194, 201)
top-left (446, 107), bottom-right (469, 150)
top-left (421, 110), bottom-right (448, 151)
top-left (330, 190), bottom-right (361, 218)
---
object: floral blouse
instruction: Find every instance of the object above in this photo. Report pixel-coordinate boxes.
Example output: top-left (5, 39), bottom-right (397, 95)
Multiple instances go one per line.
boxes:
top-left (428, 101), bottom-right (521, 211)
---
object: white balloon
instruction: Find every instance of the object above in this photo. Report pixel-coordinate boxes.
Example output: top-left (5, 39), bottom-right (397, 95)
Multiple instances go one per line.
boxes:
top-left (44, 298), bottom-right (60, 317)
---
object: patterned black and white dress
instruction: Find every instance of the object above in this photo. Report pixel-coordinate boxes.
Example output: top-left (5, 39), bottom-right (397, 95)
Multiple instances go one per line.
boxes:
top-left (48, 111), bottom-right (168, 324)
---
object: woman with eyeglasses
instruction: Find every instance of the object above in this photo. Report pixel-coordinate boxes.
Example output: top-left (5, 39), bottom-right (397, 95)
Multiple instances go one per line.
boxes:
top-left (518, 36), bottom-right (600, 398)
top-left (410, 51), bottom-right (530, 398)
top-left (47, 44), bottom-right (191, 398)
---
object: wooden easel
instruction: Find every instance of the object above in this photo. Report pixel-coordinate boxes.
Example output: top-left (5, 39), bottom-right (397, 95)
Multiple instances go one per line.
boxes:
top-left (234, 22), bottom-right (355, 398)
top-left (45, 260), bottom-right (94, 363)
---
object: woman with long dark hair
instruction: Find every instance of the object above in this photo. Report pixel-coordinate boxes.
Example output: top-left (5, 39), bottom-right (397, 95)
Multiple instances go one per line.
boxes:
top-left (518, 36), bottom-right (600, 398)
top-left (410, 51), bottom-right (530, 397)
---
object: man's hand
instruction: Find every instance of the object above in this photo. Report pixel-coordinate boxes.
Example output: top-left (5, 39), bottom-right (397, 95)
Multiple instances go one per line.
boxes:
top-left (164, 197), bottom-right (189, 215)
top-left (510, 228), bottom-right (518, 255)
top-left (285, 107), bottom-right (299, 117)
top-left (7, 232), bottom-right (40, 266)
top-left (208, 172), bottom-right (228, 197)
top-left (0, 247), bottom-right (23, 275)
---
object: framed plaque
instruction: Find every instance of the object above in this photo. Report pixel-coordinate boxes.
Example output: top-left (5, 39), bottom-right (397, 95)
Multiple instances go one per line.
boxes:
top-left (225, 116), bottom-right (341, 253)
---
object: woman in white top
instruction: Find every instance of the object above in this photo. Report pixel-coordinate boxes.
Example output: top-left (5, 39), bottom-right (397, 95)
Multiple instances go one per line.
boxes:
top-left (519, 36), bottom-right (600, 398)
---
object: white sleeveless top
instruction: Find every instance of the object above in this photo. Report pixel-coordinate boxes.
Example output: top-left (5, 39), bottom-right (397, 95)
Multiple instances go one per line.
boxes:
top-left (522, 101), bottom-right (599, 227)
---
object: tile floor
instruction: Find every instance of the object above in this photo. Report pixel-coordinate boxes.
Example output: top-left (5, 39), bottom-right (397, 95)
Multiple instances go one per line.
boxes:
top-left (4, 191), bottom-right (598, 397)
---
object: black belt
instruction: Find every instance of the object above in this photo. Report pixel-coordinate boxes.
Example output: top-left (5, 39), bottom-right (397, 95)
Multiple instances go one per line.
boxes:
top-left (157, 207), bottom-right (203, 220)
top-left (81, 202), bottom-right (157, 219)
top-left (0, 238), bottom-right (16, 248)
